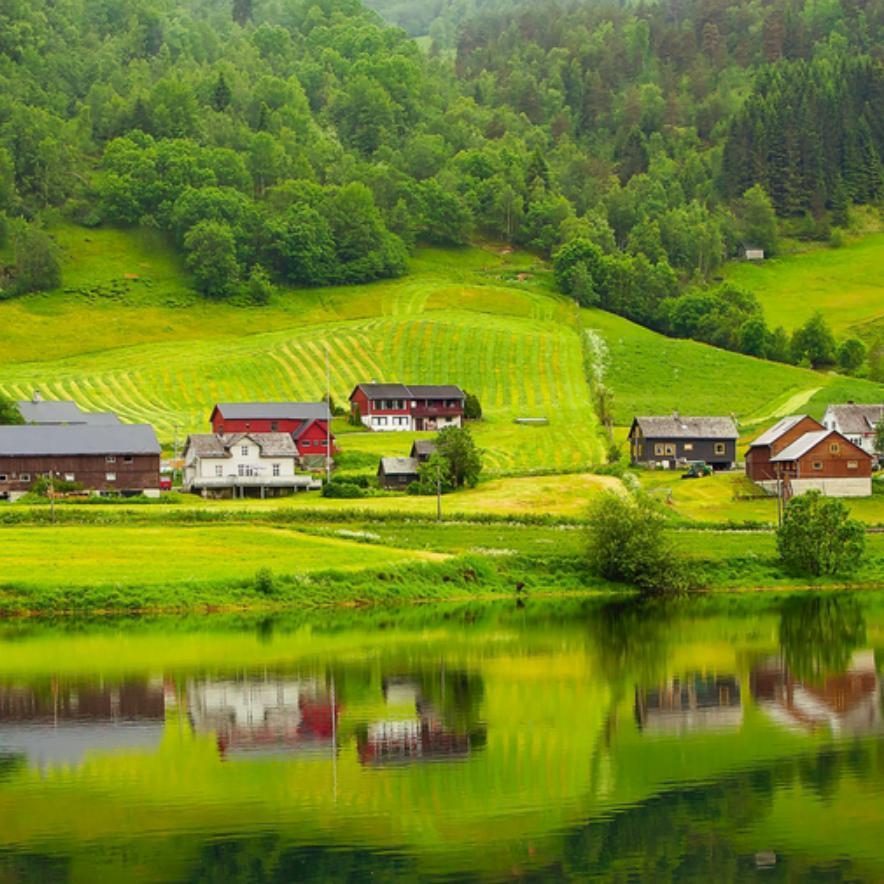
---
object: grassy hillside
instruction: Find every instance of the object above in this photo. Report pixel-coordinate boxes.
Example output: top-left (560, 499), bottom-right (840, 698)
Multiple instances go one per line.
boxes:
top-left (583, 308), bottom-right (883, 428)
top-left (724, 231), bottom-right (884, 337)
top-left (0, 226), bottom-right (606, 474)
top-left (1, 225), bottom-right (880, 477)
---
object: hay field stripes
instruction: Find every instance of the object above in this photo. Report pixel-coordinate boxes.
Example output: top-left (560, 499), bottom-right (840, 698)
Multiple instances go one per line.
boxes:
top-left (0, 309), bottom-right (603, 473)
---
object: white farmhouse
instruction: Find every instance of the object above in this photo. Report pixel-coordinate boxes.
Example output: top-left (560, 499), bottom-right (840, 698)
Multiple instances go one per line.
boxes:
top-left (823, 403), bottom-right (883, 456)
top-left (183, 433), bottom-right (316, 498)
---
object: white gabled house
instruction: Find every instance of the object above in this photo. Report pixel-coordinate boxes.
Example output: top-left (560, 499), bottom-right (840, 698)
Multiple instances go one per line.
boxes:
top-left (183, 433), bottom-right (317, 498)
top-left (823, 403), bottom-right (883, 457)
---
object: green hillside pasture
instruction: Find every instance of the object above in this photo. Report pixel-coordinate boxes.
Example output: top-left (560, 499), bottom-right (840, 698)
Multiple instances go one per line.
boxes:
top-left (0, 524), bottom-right (442, 590)
top-left (583, 308), bottom-right (883, 426)
top-left (0, 309), bottom-right (602, 474)
top-left (724, 232), bottom-right (884, 336)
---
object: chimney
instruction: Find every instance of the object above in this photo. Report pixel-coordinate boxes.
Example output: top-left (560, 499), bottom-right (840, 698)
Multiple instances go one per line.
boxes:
top-left (32, 390), bottom-right (43, 403)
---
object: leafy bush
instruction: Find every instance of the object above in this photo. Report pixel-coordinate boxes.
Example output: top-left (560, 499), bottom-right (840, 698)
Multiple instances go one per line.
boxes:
top-left (28, 476), bottom-right (83, 496)
top-left (586, 491), bottom-right (696, 594)
top-left (0, 393), bottom-right (23, 425)
top-left (254, 568), bottom-right (275, 595)
top-left (776, 491), bottom-right (865, 577)
top-left (463, 392), bottom-right (483, 420)
top-left (321, 480), bottom-right (366, 499)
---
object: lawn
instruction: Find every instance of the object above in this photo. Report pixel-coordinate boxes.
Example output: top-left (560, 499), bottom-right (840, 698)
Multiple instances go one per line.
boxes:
top-left (0, 524), bottom-right (441, 589)
top-left (724, 232), bottom-right (884, 336)
top-left (583, 307), bottom-right (883, 428)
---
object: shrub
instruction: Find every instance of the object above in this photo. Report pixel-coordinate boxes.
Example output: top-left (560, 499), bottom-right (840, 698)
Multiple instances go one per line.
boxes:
top-left (776, 491), bottom-right (865, 577)
top-left (463, 392), bottom-right (483, 421)
top-left (0, 393), bottom-right (23, 425)
top-left (321, 480), bottom-right (365, 498)
top-left (255, 568), bottom-right (275, 595)
top-left (586, 491), bottom-right (695, 594)
top-left (436, 425), bottom-right (482, 488)
top-left (29, 476), bottom-right (82, 496)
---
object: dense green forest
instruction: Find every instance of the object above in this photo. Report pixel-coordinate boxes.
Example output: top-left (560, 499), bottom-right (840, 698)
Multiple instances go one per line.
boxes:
top-left (0, 0), bottom-right (881, 372)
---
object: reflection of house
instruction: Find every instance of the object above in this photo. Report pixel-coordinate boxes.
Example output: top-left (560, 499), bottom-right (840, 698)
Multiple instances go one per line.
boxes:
top-left (187, 677), bottom-right (337, 756)
top-left (0, 679), bottom-right (165, 766)
top-left (356, 676), bottom-right (484, 765)
top-left (635, 675), bottom-right (743, 734)
top-left (751, 651), bottom-right (881, 735)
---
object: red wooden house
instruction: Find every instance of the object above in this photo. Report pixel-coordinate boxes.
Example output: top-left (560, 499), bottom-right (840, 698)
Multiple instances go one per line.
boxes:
top-left (349, 383), bottom-right (465, 432)
top-left (210, 402), bottom-right (335, 461)
top-left (745, 415), bottom-right (824, 482)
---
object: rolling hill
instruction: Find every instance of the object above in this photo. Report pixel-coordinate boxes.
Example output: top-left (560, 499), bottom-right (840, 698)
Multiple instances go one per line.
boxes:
top-left (0, 225), bottom-right (881, 476)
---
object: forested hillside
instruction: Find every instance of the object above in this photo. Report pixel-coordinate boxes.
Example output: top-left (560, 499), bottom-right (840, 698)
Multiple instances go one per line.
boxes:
top-left (0, 0), bottom-right (882, 375)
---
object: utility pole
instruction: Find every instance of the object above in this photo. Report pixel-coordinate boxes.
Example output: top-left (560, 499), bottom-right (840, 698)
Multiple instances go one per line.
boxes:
top-left (173, 423), bottom-right (181, 486)
top-left (436, 460), bottom-right (442, 521)
top-left (48, 472), bottom-right (55, 525)
top-left (325, 343), bottom-right (332, 485)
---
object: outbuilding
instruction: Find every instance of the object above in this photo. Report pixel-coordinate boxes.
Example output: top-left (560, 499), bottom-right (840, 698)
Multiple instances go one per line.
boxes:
top-left (377, 456), bottom-right (420, 490)
top-left (769, 429), bottom-right (872, 497)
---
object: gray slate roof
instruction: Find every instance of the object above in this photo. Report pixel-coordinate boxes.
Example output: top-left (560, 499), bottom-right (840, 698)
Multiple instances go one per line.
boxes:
top-left (770, 430), bottom-right (833, 462)
top-left (411, 440), bottom-right (438, 458)
top-left (352, 384), bottom-right (465, 400)
top-left (379, 456), bottom-right (420, 476)
top-left (0, 424), bottom-right (160, 456)
top-left (213, 402), bottom-right (330, 421)
top-left (749, 415), bottom-right (816, 448)
top-left (825, 404), bottom-right (884, 435)
top-left (632, 415), bottom-right (738, 440)
top-left (186, 433), bottom-right (298, 458)
top-left (16, 400), bottom-right (122, 426)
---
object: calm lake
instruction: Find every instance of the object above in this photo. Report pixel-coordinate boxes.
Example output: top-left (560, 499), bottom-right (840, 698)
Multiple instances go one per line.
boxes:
top-left (0, 594), bottom-right (882, 882)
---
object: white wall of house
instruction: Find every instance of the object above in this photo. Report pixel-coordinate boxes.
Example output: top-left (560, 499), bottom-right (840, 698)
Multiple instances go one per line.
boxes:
top-left (185, 437), bottom-right (298, 488)
top-left (822, 408), bottom-right (880, 455)
top-left (366, 414), bottom-right (413, 431)
top-left (755, 478), bottom-right (871, 498)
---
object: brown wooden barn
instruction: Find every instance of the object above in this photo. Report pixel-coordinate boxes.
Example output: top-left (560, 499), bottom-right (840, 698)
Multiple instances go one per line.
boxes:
top-left (768, 429), bottom-right (872, 497)
top-left (0, 424), bottom-right (161, 500)
top-left (745, 415), bottom-right (824, 482)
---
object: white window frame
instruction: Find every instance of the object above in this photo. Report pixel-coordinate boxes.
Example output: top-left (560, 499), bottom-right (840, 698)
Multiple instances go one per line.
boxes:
top-left (240, 445), bottom-right (249, 456)
top-left (106, 456), bottom-right (116, 464)
top-left (214, 465), bottom-right (223, 477)
top-left (105, 472), bottom-right (116, 482)
top-left (272, 463), bottom-right (280, 477)
top-left (19, 473), bottom-right (30, 483)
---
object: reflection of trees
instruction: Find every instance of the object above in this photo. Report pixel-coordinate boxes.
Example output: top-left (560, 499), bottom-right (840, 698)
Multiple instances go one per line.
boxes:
top-left (587, 598), bottom-right (673, 695)
top-left (416, 669), bottom-right (484, 734)
top-left (0, 751), bottom-right (25, 782)
top-left (778, 595), bottom-right (866, 683)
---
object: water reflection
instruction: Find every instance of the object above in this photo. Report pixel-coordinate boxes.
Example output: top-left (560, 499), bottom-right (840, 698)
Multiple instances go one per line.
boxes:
top-left (0, 596), bottom-right (881, 882)
top-left (0, 678), bottom-right (165, 767)
top-left (186, 678), bottom-right (337, 758)
top-left (635, 674), bottom-right (742, 734)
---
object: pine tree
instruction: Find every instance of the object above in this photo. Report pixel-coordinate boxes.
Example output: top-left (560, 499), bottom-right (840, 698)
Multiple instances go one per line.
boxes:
top-left (232, 0), bottom-right (253, 26)
top-left (212, 73), bottom-right (232, 112)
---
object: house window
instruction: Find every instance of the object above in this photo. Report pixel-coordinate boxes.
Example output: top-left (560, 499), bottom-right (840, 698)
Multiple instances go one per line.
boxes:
top-left (847, 460), bottom-right (858, 470)
top-left (654, 444), bottom-right (665, 456)
top-left (215, 465), bottom-right (223, 477)
top-left (714, 443), bottom-right (726, 455)
top-left (241, 445), bottom-right (249, 456)
top-left (829, 443), bottom-right (840, 454)
top-left (683, 443), bottom-right (694, 452)
top-left (664, 444), bottom-right (676, 456)
top-left (105, 472), bottom-right (116, 481)
top-left (20, 473), bottom-right (30, 483)
top-left (0, 475), bottom-right (6, 482)
top-left (812, 461), bottom-right (823, 471)
top-left (106, 456), bottom-right (116, 464)
top-left (217, 424), bottom-right (224, 434)
top-left (123, 456), bottom-right (134, 464)
top-left (272, 464), bottom-right (280, 477)
top-left (318, 439), bottom-right (327, 447)
top-left (271, 422), bottom-right (279, 432)
top-left (65, 473), bottom-right (75, 482)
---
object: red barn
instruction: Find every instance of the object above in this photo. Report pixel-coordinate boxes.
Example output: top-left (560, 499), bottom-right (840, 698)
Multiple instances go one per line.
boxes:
top-left (745, 415), bottom-right (823, 482)
top-left (209, 402), bottom-right (335, 462)
top-left (769, 429), bottom-right (872, 497)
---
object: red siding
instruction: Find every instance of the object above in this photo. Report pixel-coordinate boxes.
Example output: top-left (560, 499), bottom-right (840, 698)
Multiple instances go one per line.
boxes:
top-left (745, 416), bottom-right (824, 481)
top-left (211, 411), bottom-right (335, 453)
top-left (296, 420), bottom-right (335, 455)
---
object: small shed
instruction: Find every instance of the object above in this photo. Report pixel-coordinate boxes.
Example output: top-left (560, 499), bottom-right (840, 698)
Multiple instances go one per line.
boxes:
top-left (378, 456), bottom-right (419, 490)
top-left (410, 440), bottom-right (437, 463)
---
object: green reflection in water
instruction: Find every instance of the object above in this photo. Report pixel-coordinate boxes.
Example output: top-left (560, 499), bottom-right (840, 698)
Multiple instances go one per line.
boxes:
top-left (0, 594), bottom-right (881, 882)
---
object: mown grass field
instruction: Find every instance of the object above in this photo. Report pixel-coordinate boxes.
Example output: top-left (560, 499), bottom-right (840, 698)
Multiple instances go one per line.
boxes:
top-left (724, 231), bottom-right (884, 337)
top-left (0, 225), bottom-right (604, 475)
top-left (0, 524), bottom-right (442, 589)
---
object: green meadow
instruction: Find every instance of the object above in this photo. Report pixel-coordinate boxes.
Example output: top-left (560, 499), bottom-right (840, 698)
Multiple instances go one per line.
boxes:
top-left (724, 230), bottom-right (884, 337)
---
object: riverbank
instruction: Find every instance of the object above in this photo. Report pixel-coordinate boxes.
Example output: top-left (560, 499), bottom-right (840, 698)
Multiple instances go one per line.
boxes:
top-left (1, 514), bottom-right (883, 615)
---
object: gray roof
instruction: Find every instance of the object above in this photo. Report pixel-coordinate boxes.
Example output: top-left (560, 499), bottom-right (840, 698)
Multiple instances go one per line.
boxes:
top-left (0, 424), bottom-right (160, 456)
top-left (16, 400), bottom-right (121, 426)
top-left (186, 433), bottom-right (298, 458)
top-left (411, 440), bottom-right (438, 458)
top-left (632, 415), bottom-right (738, 440)
top-left (378, 456), bottom-right (420, 476)
top-left (352, 384), bottom-right (465, 400)
top-left (824, 404), bottom-right (884, 435)
top-left (770, 430), bottom-right (833, 462)
top-left (749, 415), bottom-right (816, 448)
top-left (213, 402), bottom-right (330, 421)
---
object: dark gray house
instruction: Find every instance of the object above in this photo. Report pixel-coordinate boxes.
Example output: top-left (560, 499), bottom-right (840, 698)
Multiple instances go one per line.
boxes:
top-left (16, 394), bottom-right (121, 426)
top-left (628, 414), bottom-right (739, 469)
top-left (377, 456), bottom-right (420, 489)
top-left (410, 440), bottom-right (437, 463)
